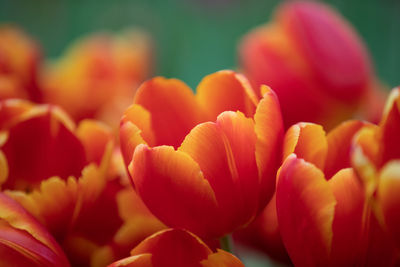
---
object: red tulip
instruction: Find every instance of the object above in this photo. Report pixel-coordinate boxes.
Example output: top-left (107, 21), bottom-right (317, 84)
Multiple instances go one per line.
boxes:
top-left (239, 1), bottom-right (385, 129)
top-left (107, 228), bottom-right (244, 267)
top-left (120, 70), bottom-right (283, 239)
top-left (275, 121), bottom-right (396, 266)
top-left (352, 87), bottom-right (400, 250)
top-left (0, 192), bottom-right (70, 267)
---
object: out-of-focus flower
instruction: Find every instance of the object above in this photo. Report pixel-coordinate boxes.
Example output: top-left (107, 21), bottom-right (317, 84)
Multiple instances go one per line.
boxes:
top-left (107, 228), bottom-right (244, 267)
top-left (42, 30), bottom-right (153, 127)
top-left (0, 192), bottom-right (70, 267)
top-left (0, 25), bottom-right (42, 101)
top-left (0, 99), bottom-right (166, 267)
top-left (352, 87), bottom-right (400, 249)
top-left (239, 1), bottom-right (386, 129)
top-left (120, 70), bottom-right (284, 239)
top-left (274, 121), bottom-right (396, 266)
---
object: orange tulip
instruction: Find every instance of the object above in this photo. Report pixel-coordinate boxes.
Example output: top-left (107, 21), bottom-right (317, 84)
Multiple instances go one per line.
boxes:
top-left (239, 1), bottom-right (385, 129)
top-left (120, 70), bottom-right (284, 239)
top-left (275, 121), bottom-right (396, 266)
top-left (42, 30), bottom-right (153, 127)
top-left (107, 228), bottom-right (244, 267)
top-left (0, 192), bottom-right (70, 267)
top-left (352, 87), bottom-right (400, 250)
top-left (0, 25), bottom-right (42, 101)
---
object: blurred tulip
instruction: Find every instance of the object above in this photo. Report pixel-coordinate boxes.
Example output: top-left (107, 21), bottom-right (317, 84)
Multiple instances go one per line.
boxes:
top-left (0, 99), bottom-right (166, 266)
top-left (352, 87), bottom-right (400, 250)
top-left (239, 1), bottom-right (386, 129)
top-left (0, 192), bottom-right (70, 267)
top-left (107, 228), bottom-right (244, 267)
top-left (0, 25), bottom-right (42, 101)
top-left (120, 70), bottom-right (284, 239)
top-left (274, 121), bottom-right (396, 266)
top-left (42, 30), bottom-right (153, 128)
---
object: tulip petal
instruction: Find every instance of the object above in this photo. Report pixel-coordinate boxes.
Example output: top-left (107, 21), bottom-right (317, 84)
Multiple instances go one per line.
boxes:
top-left (279, 1), bottom-right (371, 102)
top-left (283, 122), bottom-right (327, 170)
top-left (133, 77), bottom-right (205, 148)
top-left (0, 193), bottom-right (69, 267)
top-left (179, 111), bottom-right (260, 233)
top-left (129, 145), bottom-right (218, 238)
top-left (196, 70), bottom-right (258, 119)
top-left (76, 119), bottom-right (113, 165)
top-left (107, 254), bottom-right (152, 267)
top-left (200, 249), bottom-right (244, 267)
top-left (379, 88), bottom-right (400, 166)
top-left (1, 106), bottom-right (87, 190)
top-left (328, 168), bottom-right (364, 265)
top-left (378, 160), bottom-right (400, 248)
top-left (276, 155), bottom-right (335, 267)
top-left (0, 99), bottom-right (33, 129)
top-left (254, 88), bottom-right (284, 207)
top-left (130, 229), bottom-right (212, 267)
top-left (324, 120), bottom-right (367, 178)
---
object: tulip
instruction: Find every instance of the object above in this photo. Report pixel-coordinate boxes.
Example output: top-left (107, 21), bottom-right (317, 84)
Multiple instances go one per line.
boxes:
top-left (0, 99), bottom-right (166, 266)
top-left (0, 25), bottom-right (42, 101)
top-left (120, 70), bottom-right (283, 240)
top-left (239, 1), bottom-right (385, 129)
top-left (0, 192), bottom-right (70, 267)
top-left (107, 228), bottom-right (244, 267)
top-left (352, 87), bottom-right (400, 249)
top-left (42, 30), bottom-right (153, 127)
top-left (275, 121), bottom-right (396, 266)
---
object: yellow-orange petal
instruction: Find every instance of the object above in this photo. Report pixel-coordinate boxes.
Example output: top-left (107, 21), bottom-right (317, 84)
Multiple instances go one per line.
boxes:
top-left (196, 70), bottom-right (258, 119)
top-left (133, 77), bottom-right (205, 148)
top-left (200, 249), bottom-right (244, 267)
top-left (378, 160), bottom-right (400, 248)
top-left (77, 119), bottom-right (113, 165)
top-left (107, 254), bottom-right (152, 267)
top-left (328, 168), bottom-right (364, 265)
top-left (0, 99), bottom-right (33, 129)
top-left (324, 120), bottom-right (367, 178)
top-left (254, 88), bottom-right (284, 207)
top-left (130, 229), bottom-right (212, 267)
top-left (120, 104), bottom-right (155, 168)
top-left (0, 193), bottom-right (70, 267)
top-left (283, 122), bottom-right (327, 170)
top-left (276, 155), bottom-right (335, 267)
top-left (129, 145), bottom-right (218, 238)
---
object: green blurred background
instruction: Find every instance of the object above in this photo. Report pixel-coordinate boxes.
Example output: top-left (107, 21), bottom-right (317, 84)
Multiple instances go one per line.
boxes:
top-left (1, 0), bottom-right (399, 90)
top-left (1, 0), bottom-right (398, 266)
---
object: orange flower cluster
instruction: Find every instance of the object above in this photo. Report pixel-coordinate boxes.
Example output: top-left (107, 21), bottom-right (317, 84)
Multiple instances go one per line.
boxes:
top-left (0, 1), bottom-right (398, 267)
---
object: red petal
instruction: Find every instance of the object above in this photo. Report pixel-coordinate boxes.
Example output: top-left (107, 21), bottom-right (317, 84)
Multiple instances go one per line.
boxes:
top-left (129, 145), bottom-right (218, 238)
top-left (276, 155), bottom-right (335, 267)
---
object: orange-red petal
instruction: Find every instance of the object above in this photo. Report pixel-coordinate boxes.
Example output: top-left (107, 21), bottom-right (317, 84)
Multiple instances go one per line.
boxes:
top-left (196, 70), bottom-right (257, 119)
top-left (200, 249), bottom-right (244, 267)
top-left (129, 145), bottom-right (218, 238)
top-left (133, 77), bottom-right (205, 148)
top-left (276, 155), bottom-right (335, 267)
top-left (283, 122), bottom-right (327, 170)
